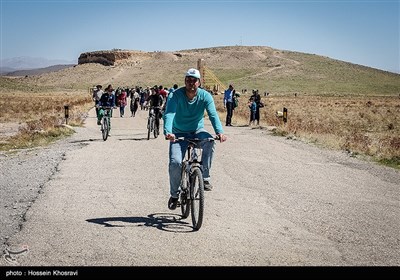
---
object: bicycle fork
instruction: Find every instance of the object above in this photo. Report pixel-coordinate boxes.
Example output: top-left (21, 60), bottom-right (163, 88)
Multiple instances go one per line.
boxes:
top-left (188, 163), bottom-right (203, 200)
top-left (182, 163), bottom-right (191, 201)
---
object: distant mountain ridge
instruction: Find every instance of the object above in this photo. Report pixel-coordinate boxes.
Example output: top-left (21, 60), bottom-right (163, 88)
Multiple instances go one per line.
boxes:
top-left (0, 56), bottom-right (76, 75)
top-left (4, 64), bottom-right (76, 77)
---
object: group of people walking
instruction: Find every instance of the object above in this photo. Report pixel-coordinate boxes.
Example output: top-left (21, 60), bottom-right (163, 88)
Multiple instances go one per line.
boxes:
top-left (223, 84), bottom-right (264, 126)
top-left (92, 84), bottom-right (179, 125)
top-left (94, 82), bottom-right (266, 129)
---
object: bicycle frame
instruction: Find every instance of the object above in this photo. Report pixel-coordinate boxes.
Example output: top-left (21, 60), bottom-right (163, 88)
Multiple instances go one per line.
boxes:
top-left (147, 107), bottom-right (160, 139)
top-left (185, 140), bottom-right (202, 171)
top-left (178, 137), bottom-right (217, 163)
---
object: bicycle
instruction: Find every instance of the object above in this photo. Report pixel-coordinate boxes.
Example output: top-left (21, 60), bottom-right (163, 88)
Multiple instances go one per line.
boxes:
top-left (174, 136), bottom-right (218, 230)
top-left (99, 106), bottom-right (112, 141)
top-left (147, 106), bottom-right (160, 140)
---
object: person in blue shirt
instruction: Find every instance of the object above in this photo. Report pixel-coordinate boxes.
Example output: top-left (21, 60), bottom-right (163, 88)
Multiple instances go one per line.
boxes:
top-left (223, 84), bottom-right (235, 126)
top-left (97, 84), bottom-right (116, 126)
top-left (163, 68), bottom-right (227, 210)
top-left (168, 83), bottom-right (179, 95)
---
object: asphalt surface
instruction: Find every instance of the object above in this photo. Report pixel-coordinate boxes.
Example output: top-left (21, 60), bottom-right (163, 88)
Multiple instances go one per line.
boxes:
top-left (1, 106), bottom-right (399, 267)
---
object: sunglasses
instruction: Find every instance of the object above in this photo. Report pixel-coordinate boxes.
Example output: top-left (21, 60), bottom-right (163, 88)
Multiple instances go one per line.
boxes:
top-left (186, 76), bottom-right (199, 82)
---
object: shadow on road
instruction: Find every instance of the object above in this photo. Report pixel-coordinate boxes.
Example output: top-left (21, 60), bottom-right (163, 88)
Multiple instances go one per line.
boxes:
top-left (68, 136), bottom-right (151, 142)
top-left (86, 213), bottom-right (195, 233)
top-left (118, 137), bottom-right (151, 141)
top-left (69, 139), bottom-right (104, 144)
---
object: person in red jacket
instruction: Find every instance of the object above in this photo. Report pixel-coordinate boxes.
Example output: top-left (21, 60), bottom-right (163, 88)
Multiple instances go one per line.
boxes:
top-left (118, 89), bottom-right (127, 117)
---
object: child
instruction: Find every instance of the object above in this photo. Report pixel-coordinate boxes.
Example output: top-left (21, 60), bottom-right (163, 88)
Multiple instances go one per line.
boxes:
top-left (248, 97), bottom-right (257, 126)
top-left (130, 97), bottom-right (140, 117)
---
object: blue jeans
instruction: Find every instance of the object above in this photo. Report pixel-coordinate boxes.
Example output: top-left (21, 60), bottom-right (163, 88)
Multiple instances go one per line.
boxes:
top-left (119, 105), bottom-right (125, 116)
top-left (225, 102), bottom-right (234, 126)
top-left (168, 129), bottom-right (215, 198)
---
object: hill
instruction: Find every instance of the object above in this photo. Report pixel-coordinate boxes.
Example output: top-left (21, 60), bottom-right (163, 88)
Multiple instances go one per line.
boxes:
top-left (1, 46), bottom-right (399, 96)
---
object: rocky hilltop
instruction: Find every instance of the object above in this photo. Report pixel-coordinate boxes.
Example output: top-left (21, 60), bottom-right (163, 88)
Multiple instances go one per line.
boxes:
top-left (78, 49), bottom-right (152, 66)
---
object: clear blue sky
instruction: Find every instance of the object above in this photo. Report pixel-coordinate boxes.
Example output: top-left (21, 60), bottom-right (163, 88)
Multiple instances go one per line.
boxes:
top-left (1, 0), bottom-right (399, 73)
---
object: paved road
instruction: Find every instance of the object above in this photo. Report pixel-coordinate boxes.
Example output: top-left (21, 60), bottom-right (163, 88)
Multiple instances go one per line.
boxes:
top-left (1, 107), bottom-right (399, 266)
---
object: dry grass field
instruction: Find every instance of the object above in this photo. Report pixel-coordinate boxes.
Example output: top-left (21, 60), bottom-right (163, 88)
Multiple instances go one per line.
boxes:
top-left (220, 94), bottom-right (399, 168)
top-left (0, 46), bottom-right (399, 168)
top-left (0, 90), bottom-right (91, 150)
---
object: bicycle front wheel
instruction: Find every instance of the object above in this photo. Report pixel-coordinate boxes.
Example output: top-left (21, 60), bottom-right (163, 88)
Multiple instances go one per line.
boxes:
top-left (106, 118), bottom-right (110, 137)
top-left (154, 122), bottom-right (159, 138)
top-left (190, 167), bottom-right (204, 230)
top-left (102, 117), bottom-right (109, 141)
top-left (147, 118), bottom-right (152, 140)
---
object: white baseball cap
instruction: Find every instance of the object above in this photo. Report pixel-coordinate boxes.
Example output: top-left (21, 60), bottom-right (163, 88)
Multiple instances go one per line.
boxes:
top-left (185, 68), bottom-right (201, 79)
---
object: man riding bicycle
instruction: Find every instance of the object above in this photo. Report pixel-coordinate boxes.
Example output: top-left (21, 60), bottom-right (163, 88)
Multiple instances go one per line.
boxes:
top-left (97, 84), bottom-right (116, 126)
top-left (163, 68), bottom-right (227, 210)
top-left (146, 87), bottom-right (164, 134)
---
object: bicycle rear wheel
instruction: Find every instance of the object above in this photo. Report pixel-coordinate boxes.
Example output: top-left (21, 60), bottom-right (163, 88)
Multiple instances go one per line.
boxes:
top-left (180, 163), bottom-right (190, 219)
top-left (190, 167), bottom-right (204, 230)
top-left (106, 117), bottom-right (110, 137)
top-left (102, 117), bottom-right (109, 141)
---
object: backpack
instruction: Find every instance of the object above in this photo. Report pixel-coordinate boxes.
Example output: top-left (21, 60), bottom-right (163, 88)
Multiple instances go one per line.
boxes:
top-left (234, 98), bottom-right (238, 108)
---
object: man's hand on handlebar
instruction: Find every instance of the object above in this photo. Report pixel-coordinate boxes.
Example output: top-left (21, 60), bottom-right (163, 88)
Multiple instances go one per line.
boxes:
top-left (216, 133), bottom-right (227, 143)
top-left (165, 133), bottom-right (176, 141)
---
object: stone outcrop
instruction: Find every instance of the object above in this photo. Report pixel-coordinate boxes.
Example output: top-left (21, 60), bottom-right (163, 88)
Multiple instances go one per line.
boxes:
top-left (78, 50), bottom-right (150, 66)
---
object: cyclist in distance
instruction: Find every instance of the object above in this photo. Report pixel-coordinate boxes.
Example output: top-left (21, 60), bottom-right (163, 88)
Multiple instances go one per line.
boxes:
top-left (97, 84), bottom-right (116, 126)
top-left (163, 68), bottom-right (227, 210)
top-left (146, 86), bottom-right (164, 134)
top-left (92, 84), bottom-right (103, 117)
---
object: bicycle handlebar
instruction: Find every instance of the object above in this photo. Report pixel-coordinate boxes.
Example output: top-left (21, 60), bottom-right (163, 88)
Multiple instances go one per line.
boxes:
top-left (166, 136), bottom-right (220, 142)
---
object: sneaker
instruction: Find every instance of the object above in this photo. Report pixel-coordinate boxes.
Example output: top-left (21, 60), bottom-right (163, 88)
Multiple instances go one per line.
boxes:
top-left (168, 197), bottom-right (178, 210)
top-left (204, 181), bottom-right (213, 191)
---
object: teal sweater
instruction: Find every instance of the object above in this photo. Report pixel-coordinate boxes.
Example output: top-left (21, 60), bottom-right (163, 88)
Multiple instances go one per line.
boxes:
top-left (163, 87), bottom-right (224, 135)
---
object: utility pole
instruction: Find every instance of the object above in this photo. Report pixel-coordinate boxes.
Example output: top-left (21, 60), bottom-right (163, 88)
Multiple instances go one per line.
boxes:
top-left (197, 58), bottom-right (205, 86)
